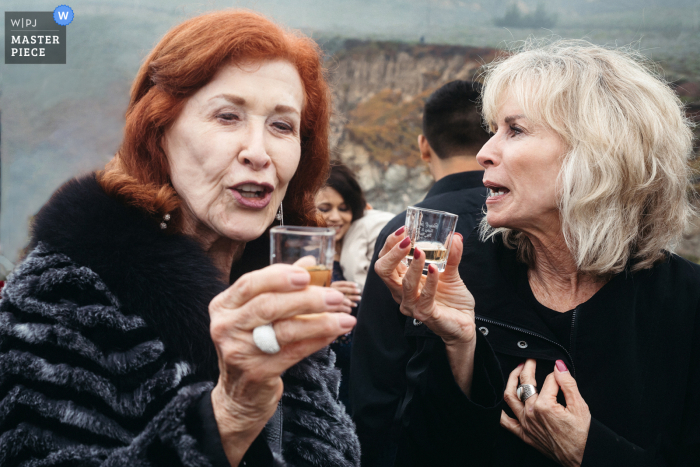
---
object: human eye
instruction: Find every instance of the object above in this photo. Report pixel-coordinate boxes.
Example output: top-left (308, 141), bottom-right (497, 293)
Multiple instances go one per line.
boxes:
top-left (316, 204), bottom-right (330, 212)
top-left (338, 204), bottom-right (350, 212)
top-left (272, 120), bottom-right (296, 134)
top-left (508, 125), bottom-right (524, 136)
top-left (216, 112), bottom-right (240, 124)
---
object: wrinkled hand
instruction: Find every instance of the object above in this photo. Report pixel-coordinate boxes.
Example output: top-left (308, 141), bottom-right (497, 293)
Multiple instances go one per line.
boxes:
top-left (501, 359), bottom-right (591, 467)
top-left (374, 227), bottom-right (475, 347)
top-left (331, 281), bottom-right (361, 309)
top-left (208, 262), bottom-right (356, 465)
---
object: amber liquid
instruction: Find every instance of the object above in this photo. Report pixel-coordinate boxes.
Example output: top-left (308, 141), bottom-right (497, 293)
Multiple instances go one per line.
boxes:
top-left (306, 265), bottom-right (332, 287)
top-left (407, 241), bottom-right (448, 264)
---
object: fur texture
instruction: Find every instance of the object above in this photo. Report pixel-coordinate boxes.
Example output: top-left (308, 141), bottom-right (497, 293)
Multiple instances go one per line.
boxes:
top-left (0, 174), bottom-right (359, 466)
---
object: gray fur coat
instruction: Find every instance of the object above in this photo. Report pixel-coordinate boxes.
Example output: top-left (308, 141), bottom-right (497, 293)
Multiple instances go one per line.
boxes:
top-left (0, 175), bottom-right (360, 466)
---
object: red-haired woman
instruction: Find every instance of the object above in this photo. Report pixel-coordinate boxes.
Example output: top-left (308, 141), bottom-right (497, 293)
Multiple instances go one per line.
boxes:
top-left (0, 10), bottom-right (359, 467)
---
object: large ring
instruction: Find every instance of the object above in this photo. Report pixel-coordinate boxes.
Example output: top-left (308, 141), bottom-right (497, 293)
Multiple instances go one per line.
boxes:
top-left (517, 384), bottom-right (538, 402)
top-left (252, 324), bottom-right (281, 354)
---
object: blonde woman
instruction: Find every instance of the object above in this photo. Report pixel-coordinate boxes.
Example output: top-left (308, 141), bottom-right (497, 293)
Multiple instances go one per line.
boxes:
top-left (374, 40), bottom-right (699, 466)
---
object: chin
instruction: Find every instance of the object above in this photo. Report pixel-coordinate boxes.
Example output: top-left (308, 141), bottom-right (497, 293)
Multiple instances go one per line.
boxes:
top-left (220, 215), bottom-right (273, 242)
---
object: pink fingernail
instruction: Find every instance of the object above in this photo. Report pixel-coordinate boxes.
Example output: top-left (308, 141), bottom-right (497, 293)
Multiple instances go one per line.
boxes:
top-left (395, 226), bottom-right (406, 236)
top-left (338, 314), bottom-right (356, 329)
top-left (517, 363), bottom-right (524, 368)
top-left (414, 248), bottom-right (422, 259)
top-left (428, 264), bottom-right (436, 274)
top-left (454, 232), bottom-right (463, 242)
top-left (290, 272), bottom-right (310, 286)
top-left (555, 360), bottom-right (568, 372)
top-left (324, 290), bottom-right (344, 305)
top-left (399, 237), bottom-right (411, 248)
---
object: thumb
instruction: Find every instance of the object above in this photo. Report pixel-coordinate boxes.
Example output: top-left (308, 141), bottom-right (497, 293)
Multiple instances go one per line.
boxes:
top-left (553, 360), bottom-right (582, 405)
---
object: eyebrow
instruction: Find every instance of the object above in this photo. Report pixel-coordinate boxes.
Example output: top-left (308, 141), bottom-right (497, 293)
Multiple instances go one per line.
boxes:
top-left (211, 93), bottom-right (300, 116)
top-left (504, 114), bottom-right (526, 124)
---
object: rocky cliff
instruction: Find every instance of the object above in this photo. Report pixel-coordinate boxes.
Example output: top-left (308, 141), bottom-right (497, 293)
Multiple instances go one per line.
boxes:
top-left (328, 40), bottom-right (499, 213)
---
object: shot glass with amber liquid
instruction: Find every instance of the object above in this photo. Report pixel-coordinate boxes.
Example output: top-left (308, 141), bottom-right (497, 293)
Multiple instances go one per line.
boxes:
top-left (270, 226), bottom-right (335, 286)
top-left (402, 206), bottom-right (458, 273)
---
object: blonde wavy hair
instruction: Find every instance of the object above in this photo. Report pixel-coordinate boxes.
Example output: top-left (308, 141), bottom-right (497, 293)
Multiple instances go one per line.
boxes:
top-left (479, 39), bottom-right (696, 276)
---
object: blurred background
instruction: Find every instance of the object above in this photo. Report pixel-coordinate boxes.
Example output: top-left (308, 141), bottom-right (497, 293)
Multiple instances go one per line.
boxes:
top-left (1, 0), bottom-right (699, 273)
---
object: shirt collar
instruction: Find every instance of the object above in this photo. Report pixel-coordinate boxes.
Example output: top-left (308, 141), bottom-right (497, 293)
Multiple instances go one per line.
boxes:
top-left (425, 170), bottom-right (484, 199)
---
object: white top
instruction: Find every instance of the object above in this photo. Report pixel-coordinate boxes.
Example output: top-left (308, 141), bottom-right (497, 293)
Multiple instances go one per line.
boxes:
top-left (339, 209), bottom-right (395, 291)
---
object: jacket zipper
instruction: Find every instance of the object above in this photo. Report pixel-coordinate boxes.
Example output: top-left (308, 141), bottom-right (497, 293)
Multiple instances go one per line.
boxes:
top-left (476, 315), bottom-right (577, 378)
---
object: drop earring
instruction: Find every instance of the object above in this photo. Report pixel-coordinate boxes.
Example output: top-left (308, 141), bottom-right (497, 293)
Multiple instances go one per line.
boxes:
top-left (160, 213), bottom-right (171, 230)
top-left (276, 202), bottom-right (284, 226)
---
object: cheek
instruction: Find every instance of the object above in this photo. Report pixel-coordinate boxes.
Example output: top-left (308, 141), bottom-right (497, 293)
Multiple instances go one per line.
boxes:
top-left (273, 141), bottom-right (302, 186)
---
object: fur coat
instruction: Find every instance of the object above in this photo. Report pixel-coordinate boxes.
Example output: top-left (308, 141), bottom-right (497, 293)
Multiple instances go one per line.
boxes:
top-left (0, 174), bottom-right (360, 466)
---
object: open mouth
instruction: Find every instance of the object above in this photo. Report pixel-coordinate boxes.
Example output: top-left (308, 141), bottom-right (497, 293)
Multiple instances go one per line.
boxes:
top-left (484, 182), bottom-right (510, 200)
top-left (235, 183), bottom-right (270, 199)
top-left (230, 181), bottom-right (274, 209)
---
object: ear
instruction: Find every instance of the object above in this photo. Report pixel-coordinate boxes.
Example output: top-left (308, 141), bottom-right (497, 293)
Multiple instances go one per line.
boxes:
top-left (418, 135), bottom-right (432, 163)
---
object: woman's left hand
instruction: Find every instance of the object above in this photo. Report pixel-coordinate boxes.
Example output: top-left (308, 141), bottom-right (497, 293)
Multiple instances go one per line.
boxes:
top-left (501, 359), bottom-right (591, 467)
top-left (330, 281), bottom-right (361, 308)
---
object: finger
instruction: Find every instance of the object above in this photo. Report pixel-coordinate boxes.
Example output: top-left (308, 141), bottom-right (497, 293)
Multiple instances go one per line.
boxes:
top-left (538, 372), bottom-right (560, 404)
top-left (553, 359), bottom-right (583, 408)
top-left (500, 410), bottom-right (524, 438)
top-left (273, 313), bottom-right (356, 347)
top-left (215, 264), bottom-right (312, 310)
top-left (518, 358), bottom-right (537, 387)
top-left (414, 263), bottom-right (439, 321)
top-left (377, 226), bottom-right (406, 259)
top-left (293, 255), bottom-right (317, 268)
top-left (331, 282), bottom-right (361, 295)
top-left (442, 232), bottom-right (464, 280)
top-left (504, 363), bottom-right (525, 420)
top-left (236, 286), bottom-right (345, 329)
top-left (375, 235), bottom-right (411, 282)
top-left (400, 246), bottom-right (427, 313)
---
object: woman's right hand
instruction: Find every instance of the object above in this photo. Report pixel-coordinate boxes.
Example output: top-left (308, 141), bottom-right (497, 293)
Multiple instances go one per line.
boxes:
top-left (374, 228), bottom-right (477, 396)
top-left (208, 264), bottom-right (356, 466)
top-left (374, 229), bottom-right (476, 347)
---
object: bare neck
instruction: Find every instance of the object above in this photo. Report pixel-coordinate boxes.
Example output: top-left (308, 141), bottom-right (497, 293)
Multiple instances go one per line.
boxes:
top-left (431, 154), bottom-right (482, 181)
top-left (181, 212), bottom-right (245, 284)
top-left (526, 231), bottom-right (607, 312)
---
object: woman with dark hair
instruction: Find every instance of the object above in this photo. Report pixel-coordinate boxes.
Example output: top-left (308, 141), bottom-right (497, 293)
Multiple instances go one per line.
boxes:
top-left (315, 161), bottom-right (393, 409)
top-left (0, 10), bottom-right (359, 467)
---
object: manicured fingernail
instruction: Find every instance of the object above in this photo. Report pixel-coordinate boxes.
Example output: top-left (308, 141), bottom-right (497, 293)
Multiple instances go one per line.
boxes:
top-left (399, 237), bottom-right (411, 248)
top-left (454, 232), bottom-right (463, 242)
top-left (290, 272), bottom-right (310, 286)
top-left (325, 290), bottom-right (344, 305)
top-left (428, 264), bottom-right (436, 274)
top-left (395, 226), bottom-right (406, 236)
top-left (517, 363), bottom-right (524, 368)
top-left (555, 360), bottom-right (568, 372)
top-left (414, 248), bottom-right (422, 259)
top-left (338, 314), bottom-right (357, 329)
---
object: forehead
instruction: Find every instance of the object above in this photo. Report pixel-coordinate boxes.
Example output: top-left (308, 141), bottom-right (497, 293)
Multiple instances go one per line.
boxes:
top-left (316, 187), bottom-right (344, 204)
top-left (192, 59), bottom-right (305, 111)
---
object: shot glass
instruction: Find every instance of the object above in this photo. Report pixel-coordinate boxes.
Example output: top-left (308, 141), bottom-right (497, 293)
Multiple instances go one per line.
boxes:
top-left (270, 226), bottom-right (336, 287)
top-left (402, 206), bottom-right (458, 273)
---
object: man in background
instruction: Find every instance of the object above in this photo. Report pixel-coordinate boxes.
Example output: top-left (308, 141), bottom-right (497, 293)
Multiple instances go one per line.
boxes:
top-left (349, 80), bottom-right (491, 467)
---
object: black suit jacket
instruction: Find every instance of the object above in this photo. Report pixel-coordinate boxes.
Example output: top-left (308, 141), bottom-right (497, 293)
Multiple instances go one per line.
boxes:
top-left (349, 170), bottom-right (486, 467)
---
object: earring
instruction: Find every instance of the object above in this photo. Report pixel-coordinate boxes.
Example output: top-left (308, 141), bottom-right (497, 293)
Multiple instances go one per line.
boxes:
top-left (160, 213), bottom-right (171, 230)
top-left (276, 203), bottom-right (284, 226)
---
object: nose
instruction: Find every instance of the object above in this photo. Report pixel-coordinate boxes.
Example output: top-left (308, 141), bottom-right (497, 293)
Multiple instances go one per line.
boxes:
top-left (237, 120), bottom-right (272, 171)
top-left (326, 208), bottom-right (342, 222)
top-left (476, 134), bottom-right (499, 169)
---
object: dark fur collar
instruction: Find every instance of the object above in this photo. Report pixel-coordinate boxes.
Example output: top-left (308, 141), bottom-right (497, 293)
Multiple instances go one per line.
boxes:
top-left (30, 174), bottom-right (224, 379)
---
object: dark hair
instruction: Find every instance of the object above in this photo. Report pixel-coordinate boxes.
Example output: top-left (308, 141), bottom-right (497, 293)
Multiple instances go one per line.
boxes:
top-left (99, 10), bottom-right (331, 230)
top-left (325, 161), bottom-right (366, 222)
top-left (422, 80), bottom-right (490, 159)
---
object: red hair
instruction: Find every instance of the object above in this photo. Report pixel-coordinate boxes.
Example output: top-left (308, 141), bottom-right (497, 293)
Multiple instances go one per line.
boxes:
top-left (99, 10), bottom-right (330, 229)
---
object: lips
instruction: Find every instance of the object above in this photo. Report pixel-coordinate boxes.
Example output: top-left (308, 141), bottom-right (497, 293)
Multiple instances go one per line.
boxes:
top-left (230, 181), bottom-right (274, 209)
top-left (484, 181), bottom-right (510, 203)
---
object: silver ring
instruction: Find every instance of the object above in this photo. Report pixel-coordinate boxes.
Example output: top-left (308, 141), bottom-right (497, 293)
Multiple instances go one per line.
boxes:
top-left (252, 324), bottom-right (280, 354)
top-left (517, 384), bottom-right (538, 402)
